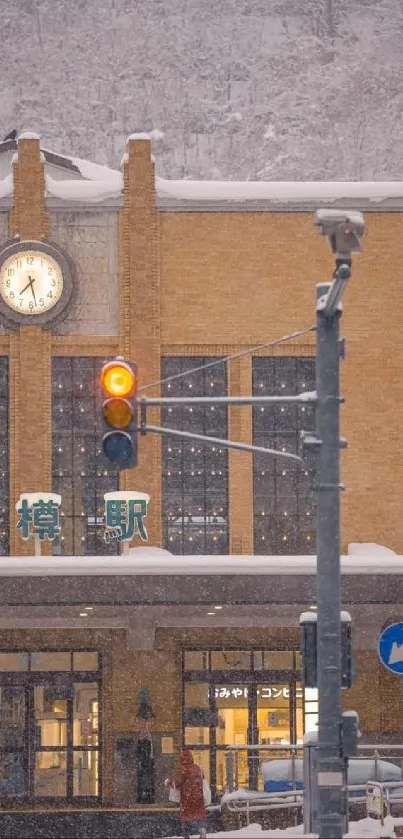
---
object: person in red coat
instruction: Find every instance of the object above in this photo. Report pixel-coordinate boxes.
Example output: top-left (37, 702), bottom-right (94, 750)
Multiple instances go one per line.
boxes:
top-left (166, 750), bottom-right (207, 839)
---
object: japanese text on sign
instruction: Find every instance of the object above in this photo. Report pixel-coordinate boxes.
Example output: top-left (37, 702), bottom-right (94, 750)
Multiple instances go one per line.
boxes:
top-left (104, 496), bottom-right (148, 543)
top-left (211, 686), bottom-right (304, 700)
top-left (16, 495), bottom-right (61, 542)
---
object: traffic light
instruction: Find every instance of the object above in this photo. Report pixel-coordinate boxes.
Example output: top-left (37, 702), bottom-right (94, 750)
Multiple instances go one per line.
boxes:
top-left (300, 611), bottom-right (354, 689)
top-left (100, 357), bottom-right (138, 470)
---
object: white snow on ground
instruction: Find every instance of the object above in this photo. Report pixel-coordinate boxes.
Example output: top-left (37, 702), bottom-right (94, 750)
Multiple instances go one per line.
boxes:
top-left (167, 815), bottom-right (403, 837)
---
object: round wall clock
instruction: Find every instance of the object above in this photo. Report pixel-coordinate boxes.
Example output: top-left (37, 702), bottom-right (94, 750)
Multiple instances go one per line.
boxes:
top-left (0, 239), bottom-right (75, 327)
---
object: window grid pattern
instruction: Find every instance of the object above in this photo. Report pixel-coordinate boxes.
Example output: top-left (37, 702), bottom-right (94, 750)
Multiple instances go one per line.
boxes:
top-left (162, 357), bottom-right (228, 555)
top-left (0, 650), bottom-right (101, 801)
top-left (253, 357), bottom-right (316, 555)
top-left (52, 357), bottom-right (119, 556)
top-left (0, 358), bottom-right (8, 556)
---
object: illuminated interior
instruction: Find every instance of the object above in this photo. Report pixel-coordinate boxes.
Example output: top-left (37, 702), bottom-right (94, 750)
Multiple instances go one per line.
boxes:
top-left (183, 653), bottom-right (319, 793)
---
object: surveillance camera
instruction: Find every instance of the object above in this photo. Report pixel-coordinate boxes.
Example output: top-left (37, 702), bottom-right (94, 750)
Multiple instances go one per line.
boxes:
top-left (315, 209), bottom-right (365, 259)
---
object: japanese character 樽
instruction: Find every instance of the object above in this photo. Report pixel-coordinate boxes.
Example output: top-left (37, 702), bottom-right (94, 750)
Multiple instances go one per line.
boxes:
top-left (32, 500), bottom-right (61, 541)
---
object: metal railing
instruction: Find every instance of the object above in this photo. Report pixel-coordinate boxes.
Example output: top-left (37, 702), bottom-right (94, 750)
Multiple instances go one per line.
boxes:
top-left (224, 742), bottom-right (403, 795)
top-left (226, 791), bottom-right (303, 827)
top-left (366, 780), bottom-right (403, 825)
top-left (224, 780), bottom-right (403, 828)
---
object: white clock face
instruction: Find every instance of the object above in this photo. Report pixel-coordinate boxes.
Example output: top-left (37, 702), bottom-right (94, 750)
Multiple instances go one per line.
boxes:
top-left (0, 250), bottom-right (64, 315)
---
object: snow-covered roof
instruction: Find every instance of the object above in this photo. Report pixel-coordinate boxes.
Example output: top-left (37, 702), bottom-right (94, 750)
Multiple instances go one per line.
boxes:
top-left (155, 177), bottom-right (403, 212)
top-left (0, 139), bottom-right (123, 205)
top-left (2, 137), bottom-right (403, 209)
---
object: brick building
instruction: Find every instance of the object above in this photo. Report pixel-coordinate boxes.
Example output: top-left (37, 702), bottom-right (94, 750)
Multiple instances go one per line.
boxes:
top-left (0, 131), bottom-right (401, 808)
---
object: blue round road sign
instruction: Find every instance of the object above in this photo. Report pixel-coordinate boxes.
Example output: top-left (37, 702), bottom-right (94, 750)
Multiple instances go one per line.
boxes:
top-left (378, 622), bottom-right (403, 674)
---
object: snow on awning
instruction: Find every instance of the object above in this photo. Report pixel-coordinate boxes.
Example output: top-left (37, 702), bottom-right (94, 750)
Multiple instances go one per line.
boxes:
top-left (0, 553), bottom-right (402, 577)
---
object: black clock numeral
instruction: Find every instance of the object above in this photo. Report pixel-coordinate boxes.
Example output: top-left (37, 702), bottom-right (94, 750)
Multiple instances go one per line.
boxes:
top-left (48, 267), bottom-right (53, 275)
top-left (39, 298), bottom-right (45, 307)
top-left (5, 280), bottom-right (10, 288)
top-left (51, 279), bottom-right (56, 287)
top-left (47, 291), bottom-right (53, 298)
top-left (26, 256), bottom-right (34, 265)
top-left (29, 301), bottom-right (34, 310)
top-left (16, 260), bottom-right (22, 269)
top-left (9, 291), bottom-right (15, 299)
top-left (7, 269), bottom-right (14, 276)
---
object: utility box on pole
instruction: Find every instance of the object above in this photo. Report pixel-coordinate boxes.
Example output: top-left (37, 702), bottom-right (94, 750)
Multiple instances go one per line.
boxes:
top-left (300, 611), bottom-right (354, 690)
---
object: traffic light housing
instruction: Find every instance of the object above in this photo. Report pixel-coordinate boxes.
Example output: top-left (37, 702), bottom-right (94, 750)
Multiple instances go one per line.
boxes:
top-left (300, 611), bottom-right (354, 689)
top-left (100, 357), bottom-right (138, 470)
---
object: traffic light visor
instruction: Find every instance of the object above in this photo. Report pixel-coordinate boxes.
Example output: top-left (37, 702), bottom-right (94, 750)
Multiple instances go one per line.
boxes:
top-left (100, 360), bottom-right (136, 398)
top-left (103, 397), bottom-right (133, 429)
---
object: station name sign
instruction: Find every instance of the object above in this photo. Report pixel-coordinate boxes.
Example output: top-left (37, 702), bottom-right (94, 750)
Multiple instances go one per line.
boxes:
top-left (16, 491), bottom-right (150, 547)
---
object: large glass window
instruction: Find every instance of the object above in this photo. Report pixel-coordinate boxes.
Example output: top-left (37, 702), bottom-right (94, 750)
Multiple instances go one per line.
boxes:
top-left (182, 648), bottom-right (314, 797)
top-left (161, 357), bottom-right (228, 554)
top-left (0, 650), bottom-right (101, 802)
top-left (51, 357), bottom-right (119, 555)
top-left (253, 356), bottom-right (316, 554)
top-left (0, 358), bottom-right (9, 555)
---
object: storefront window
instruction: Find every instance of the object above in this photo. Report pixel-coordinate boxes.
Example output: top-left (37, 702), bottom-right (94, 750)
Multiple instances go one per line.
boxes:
top-left (211, 651), bottom-right (251, 670)
top-left (73, 750), bottom-right (98, 796)
top-left (184, 651), bottom-right (207, 670)
top-left (0, 653), bottom-right (28, 672)
top-left (253, 651), bottom-right (295, 670)
top-left (256, 684), bottom-right (292, 746)
top-left (253, 356), bottom-right (316, 554)
top-left (73, 652), bottom-right (99, 671)
top-left (31, 652), bottom-right (71, 671)
top-left (161, 357), bottom-right (229, 555)
top-left (183, 648), bottom-right (315, 797)
top-left (0, 650), bottom-right (101, 802)
top-left (34, 751), bottom-right (67, 797)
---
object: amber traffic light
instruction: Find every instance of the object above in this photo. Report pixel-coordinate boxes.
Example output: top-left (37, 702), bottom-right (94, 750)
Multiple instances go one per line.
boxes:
top-left (100, 358), bottom-right (138, 469)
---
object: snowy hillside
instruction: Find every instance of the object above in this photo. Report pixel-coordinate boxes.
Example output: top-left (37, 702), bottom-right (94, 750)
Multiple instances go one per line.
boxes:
top-left (1, 0), bottom-right (403, 180)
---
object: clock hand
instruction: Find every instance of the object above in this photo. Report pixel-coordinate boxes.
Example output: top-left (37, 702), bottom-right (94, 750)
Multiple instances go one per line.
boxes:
top-left (31, 283), bottom-right (37, 306)
top-left (20, 275), bottom-right (35, 295)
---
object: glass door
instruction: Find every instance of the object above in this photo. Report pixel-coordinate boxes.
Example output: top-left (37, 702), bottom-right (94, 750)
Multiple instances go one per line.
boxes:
top-left (33, 683), bottom-right (70, 798)
top-left (0, 685), bottom-right (28, 798)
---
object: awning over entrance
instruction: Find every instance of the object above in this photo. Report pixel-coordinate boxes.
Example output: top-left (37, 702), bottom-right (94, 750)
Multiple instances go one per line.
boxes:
top-left (0, 549), bottom-right (402, 606)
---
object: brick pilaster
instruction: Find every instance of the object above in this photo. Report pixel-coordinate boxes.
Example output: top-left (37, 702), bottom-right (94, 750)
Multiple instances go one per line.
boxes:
top-left (9, 135), bottom-right (49, 240)
top-left (228, 356), bottom-right (254, 554)
top-left (119, 138), bottom-right (162, 546)
top-left (7, 135), bottom-right (51, 555)
top-left (10, 327), bottom-right (52, 555)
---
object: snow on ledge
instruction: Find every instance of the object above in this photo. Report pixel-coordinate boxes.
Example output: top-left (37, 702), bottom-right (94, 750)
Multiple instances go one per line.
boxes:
top-left (127, 132), bottom-right (151, 141)
top-left (348, 542), bottom-right (396, 556)
top-left (155, 176), bottom-right (403, 204)
top-left (18, 130), bottom-right (40, 141)
top-left (0, 554), bottom-right (403, 577)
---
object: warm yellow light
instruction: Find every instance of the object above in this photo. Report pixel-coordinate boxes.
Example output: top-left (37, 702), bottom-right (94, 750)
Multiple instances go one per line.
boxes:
top-left (100, 361), bottom-right (135, 397)
top-left (103, 398), bottom-right (133, 428)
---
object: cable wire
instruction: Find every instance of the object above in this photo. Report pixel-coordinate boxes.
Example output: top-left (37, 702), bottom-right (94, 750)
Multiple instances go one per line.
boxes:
top-left (138, 325), bottom-right (316, 393)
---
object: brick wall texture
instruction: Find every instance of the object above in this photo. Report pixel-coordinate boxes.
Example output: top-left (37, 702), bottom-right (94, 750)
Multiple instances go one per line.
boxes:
top-left (0, 136), bottom-right (401, 802)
